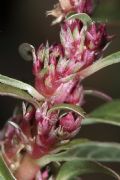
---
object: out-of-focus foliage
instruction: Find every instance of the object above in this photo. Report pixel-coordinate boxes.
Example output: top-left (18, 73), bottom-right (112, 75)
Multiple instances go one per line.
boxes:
top-left (94, 0), bottom-right (120, 23)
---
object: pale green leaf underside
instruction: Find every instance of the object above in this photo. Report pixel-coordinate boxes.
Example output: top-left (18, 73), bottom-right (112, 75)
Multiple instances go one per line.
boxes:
top-left (62, 51), bottom-right (120, 85)
top-left (83, 100), bottom-right (120, 126)
top-left (0, 74), bottom-right (44, 101)
top-left (0, 155), bottom-right (16, 180)
top-left (37, 140), bottom-right (120, 167)
top-left (0, 83), bottom-right (39, 108)
top-left (57, 161), bottom-right (120, 180)
top-left (80, 51), bottom-right (120, 79)
top-left (67, 13), bottom-right (92, 26)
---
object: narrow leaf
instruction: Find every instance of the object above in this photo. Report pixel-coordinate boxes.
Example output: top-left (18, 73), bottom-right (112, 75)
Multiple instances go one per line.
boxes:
top-left (52, 139), bottom-right (89, 154)
top-left (0, 155), bottom-right (16, 180)
top-left (37, 141), bottom-right (120, 167)
top-left (57, 161), bottom-right (120, 180)
top-left (80, 51), bottom-right (120, 79)
top-left (48, 103), bottom-right (85, 118)
top-left (83, 100), bottom-right (120, 126)
top-left (67, 13), bottom-right (92, 26)
top-left (0, 83), bottom-right (39, 108)
top-left (0, 74), bottom-right (44, 101)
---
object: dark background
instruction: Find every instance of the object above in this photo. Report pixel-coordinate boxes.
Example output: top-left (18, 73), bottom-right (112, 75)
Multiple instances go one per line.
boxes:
top-left (0, 0), bottom-right (120, 179)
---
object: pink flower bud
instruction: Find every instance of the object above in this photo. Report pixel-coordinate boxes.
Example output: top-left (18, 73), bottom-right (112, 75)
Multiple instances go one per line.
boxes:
top-left (59, 112), bottom-right (82, 133)
top-left (72, 0), bottom-right (94, 15)
top-left (47, 0), bottom-right (95, 24)
top-left (24, 106), bottom-right (35, 122)
top-left (86, 23), bottom-right (112, 54)
top-left (66, 83), bottom-right (84, 105)
top-left (60, 19), bottom-right (83, 62)
top-left (33, 43), bottom-right (84, 105)
top-left (60, 19), bottom-right (112, 67)
top-left (33, 44), bottom-right (63, 97)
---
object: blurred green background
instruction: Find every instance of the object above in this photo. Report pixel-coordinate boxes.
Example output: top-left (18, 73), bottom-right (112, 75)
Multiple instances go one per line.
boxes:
top-left (0, 0), bottom-right (120, 179)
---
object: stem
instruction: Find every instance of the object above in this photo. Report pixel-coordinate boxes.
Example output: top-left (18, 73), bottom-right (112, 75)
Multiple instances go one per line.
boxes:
top-left (84, 89), bottom-right (112, 102)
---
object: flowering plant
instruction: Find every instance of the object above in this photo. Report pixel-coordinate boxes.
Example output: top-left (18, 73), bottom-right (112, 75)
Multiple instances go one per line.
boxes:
top-left (0, 0), bottom-right (120, 179)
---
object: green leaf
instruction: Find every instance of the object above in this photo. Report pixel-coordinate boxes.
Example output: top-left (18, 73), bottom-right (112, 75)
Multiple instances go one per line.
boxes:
top-left (48, 103), bottom-right (85, 118)
top-left (80, 51), bottom-right (120, 79)
top-left (0, 83), bottom-right (40, 108)
top-left (0, 155), bottom-right (16, 180)
top-left (83, 100), bottom-right (120, 126)
top-left (37, 140), bottom-right (120, 167)
top-left (52, 139), bottom-right (89, 154)
top-left (56, 161), bottom-right (120, 180)
top-left (0, 74), bottom-right (44, 101)
top-left (67, 13), bottom-right (92, 26)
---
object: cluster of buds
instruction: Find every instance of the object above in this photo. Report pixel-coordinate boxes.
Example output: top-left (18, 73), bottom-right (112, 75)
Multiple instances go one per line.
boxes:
top-left (60, 19), bottom-right (111, 67)
top-left (33, 18), bottom-right (111, 106)
top-left (0, 0), bottom-right (112, 179)
top-left (0, 101), bottom-right (83, 178)
top-left (47, 0), bottom-right (95, 24)
top-left (33, 43), bottom-right (84, 105)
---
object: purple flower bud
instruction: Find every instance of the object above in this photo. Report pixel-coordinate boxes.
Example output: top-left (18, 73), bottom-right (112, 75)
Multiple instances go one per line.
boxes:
top-left (59, 112), bottom-right (82, 137)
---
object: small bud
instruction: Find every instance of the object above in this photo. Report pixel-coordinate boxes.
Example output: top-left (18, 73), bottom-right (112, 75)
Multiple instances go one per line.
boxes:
top-left (86, 23), bottom-right (113, 58)
top-left (66, 83), bottom-right (84, 105)
top-left (59, 112), bottom-right (82, 134)
top-left (24, 106), bottom-right (35, 122)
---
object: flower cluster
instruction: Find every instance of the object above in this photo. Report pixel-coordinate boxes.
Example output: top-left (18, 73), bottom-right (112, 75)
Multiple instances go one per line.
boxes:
top-left (33, 43), bottom-right (84, 105)
top-left (1, 101), bottom-right (83, 179)
top-left (47, 0), bottom-right (95, 24)
top-left (0, 0), bottom-right (112, 179)
top-left (60, 20), bottom-right (111, 66)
